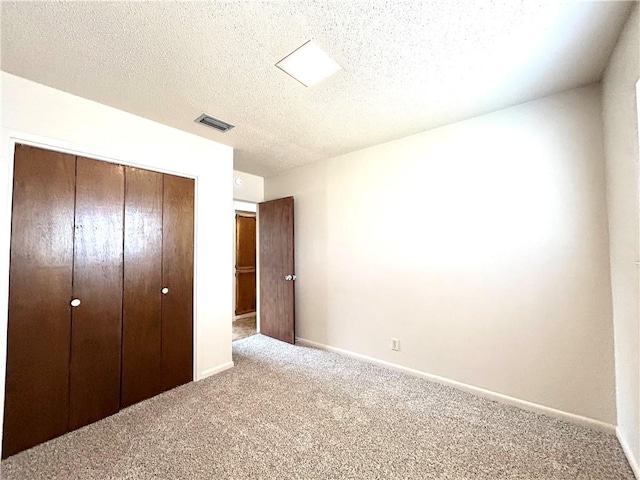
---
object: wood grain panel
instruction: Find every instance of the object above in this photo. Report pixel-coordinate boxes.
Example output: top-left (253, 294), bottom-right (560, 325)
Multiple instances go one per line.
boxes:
top-left (68, 157), bottom-right (124, 430)
top-left (258, 197), bottom-right (295, 344)
top-left (235, 271), bottom-right (256, 315)
top-left (161, 174), bottom-right (194, 392)
top-left (3, 145), bottom-right (75, 458)
top-left (122, 167), bottom-right (163, 407)
top-left (236, 215), bottom-right (256, 268)
top-left (235, 215), bottom-right (256, 315)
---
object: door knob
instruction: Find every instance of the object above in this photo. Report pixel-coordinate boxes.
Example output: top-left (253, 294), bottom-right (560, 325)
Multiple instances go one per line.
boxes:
top-left (292, 275), bottom-right (297, 281)
top-left (162, 287), bottom-right (169, 294)
top-left (70, 299), bottom-right (81, 307)
top-left (285, 275), bottom-right (292, 281)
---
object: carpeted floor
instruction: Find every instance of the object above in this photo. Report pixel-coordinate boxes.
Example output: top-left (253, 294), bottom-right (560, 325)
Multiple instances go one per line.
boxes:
top-left (1, 335), bottom-right (634, 479)
top-left (233, 315), bottom-right (257, 341)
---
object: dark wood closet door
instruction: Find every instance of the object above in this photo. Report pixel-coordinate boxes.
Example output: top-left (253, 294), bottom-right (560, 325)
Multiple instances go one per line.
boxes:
top-left (161, 174), bottom-right (194, 392)
top-left (235, 215), bottom-right (256, 316)
top-left (258, 197), bottom-right (295, 344)
top-left (122, 167), bottom-right (163, 407)
top-left (68, 157), bottom-right (124, 430)
top-left (3, 145), bottom-right (75, 458)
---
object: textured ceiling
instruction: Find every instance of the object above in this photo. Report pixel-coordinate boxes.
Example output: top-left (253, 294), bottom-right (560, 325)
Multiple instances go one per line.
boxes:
top-left (1, 1), bottom-right (634, 177)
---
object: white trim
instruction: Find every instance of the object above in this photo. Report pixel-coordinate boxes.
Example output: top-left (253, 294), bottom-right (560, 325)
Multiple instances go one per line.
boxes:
top-left (197, 361), bottom-right (234, 381)
top-left (296, 337), bottom-right (616, 434)
top-left (234, 200), bottom-right (257, 213)
top-left (617, 427), bottom-right (640, 479)
top-left (234, 312), bottom-right (256, 321)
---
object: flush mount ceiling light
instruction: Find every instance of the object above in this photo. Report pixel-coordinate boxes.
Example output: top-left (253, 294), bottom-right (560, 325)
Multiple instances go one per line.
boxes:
top-left (276, 40), bottom-right (341, 87)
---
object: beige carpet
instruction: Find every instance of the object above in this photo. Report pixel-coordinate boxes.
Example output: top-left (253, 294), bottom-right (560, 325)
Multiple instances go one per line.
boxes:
top-left (1, 334), bottom-right (634, 479)
top-left (233, 315), bottom-right (257, 341)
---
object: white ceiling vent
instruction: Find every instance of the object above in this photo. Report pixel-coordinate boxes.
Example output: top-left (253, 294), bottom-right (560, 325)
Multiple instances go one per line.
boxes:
top-left (194, 113), bottom-right (235, 132)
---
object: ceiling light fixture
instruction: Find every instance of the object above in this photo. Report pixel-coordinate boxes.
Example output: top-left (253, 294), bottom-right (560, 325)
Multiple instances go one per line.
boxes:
top-left (276, 40), bottom-right (341, 87)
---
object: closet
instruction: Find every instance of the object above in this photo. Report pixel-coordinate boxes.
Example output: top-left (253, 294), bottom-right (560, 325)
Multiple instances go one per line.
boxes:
top-left (2, 144), bottom-right (194, 458)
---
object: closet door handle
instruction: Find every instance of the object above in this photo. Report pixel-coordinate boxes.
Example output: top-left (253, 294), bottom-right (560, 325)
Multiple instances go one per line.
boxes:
top-left (70, 299), bottom-right (81, 307)
top-left (161, 287), bottom-right (169, 295)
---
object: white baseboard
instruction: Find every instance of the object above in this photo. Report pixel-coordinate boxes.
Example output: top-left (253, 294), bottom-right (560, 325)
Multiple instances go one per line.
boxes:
top-left (234, 312), bottom-right (256, 321)
top-left (197, 361), bottom-right (234, 381)
top-left (617, 427), bottom-right (640, 479)
top-left (296, 337), bottom-right (616, 434)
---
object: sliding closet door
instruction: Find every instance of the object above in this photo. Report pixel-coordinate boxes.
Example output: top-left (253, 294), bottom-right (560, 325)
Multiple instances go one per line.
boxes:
top-left (3, 145), bottom-right (75, 458)
top-left (122, 168), bottom-right (163, 407)
top-left (161, 174), bottom-right (195, 392)
top-left (68, 157), bottom-right (124, 430)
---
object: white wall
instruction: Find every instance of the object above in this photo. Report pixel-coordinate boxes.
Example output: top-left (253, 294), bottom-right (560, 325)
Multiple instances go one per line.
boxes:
top-left (234, 200), bottom-right (258, 213)
top-left (266, 84), bottom-right (617, 427)
top-left (0, 72), bottom-right (235, 457)
top-left (233, 169), bottom-right (264, 203)
top-left (602, 4), bottom-right (640, 475)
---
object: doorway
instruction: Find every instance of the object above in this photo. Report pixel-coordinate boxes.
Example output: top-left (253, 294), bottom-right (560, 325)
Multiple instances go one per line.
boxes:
top-left (233, 201), bottom-right (257, 341)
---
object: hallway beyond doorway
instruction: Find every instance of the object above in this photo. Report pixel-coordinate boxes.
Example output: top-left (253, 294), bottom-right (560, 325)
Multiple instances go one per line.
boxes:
top-left (233, 315), bottom-right (257, 341)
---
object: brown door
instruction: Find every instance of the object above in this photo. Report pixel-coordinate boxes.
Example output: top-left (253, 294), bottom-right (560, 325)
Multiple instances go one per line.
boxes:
top-left (3, 148), bottom-right (196, 457)
top-left (121, 167), bottom-right (163, 407)
top-left (3, 145), bottom-right (76, 458)
top-left (258, 197), bottom-right (295, 344)
top-left (68, 157), bottom-right (124, 430)
top-left (235, 215), bottom-right (256, 316)
top-left (161, 174), bottom-right (194, 392)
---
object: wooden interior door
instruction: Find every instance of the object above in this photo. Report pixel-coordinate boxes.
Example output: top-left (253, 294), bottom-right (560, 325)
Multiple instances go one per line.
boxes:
top-left (235, 215), bottom-right (256, 315)
top-left (3, 145), bottom-right (75, 458)
top-left (122, 167), bottom-right (163, 407)
top-left (68, 157), bottom-right (124, 430)
top-left (161, 174), bottom-right (194, 392)
top-left (258, 197), bottom-right (295, 344)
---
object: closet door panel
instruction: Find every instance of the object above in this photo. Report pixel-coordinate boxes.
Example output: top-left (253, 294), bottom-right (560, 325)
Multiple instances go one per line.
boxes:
top-left (161, 174), bottom-right (194, 392)
top-left (122, 168), bottom-right (163, 407)
top-left (68, 157), bottom-right (124, 430)
top-left (3, 145), bottom-right (75, 458)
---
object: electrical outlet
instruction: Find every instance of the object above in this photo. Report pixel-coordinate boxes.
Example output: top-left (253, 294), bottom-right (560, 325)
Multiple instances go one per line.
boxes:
top-left (391, 338), bottom-right (400, 351)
